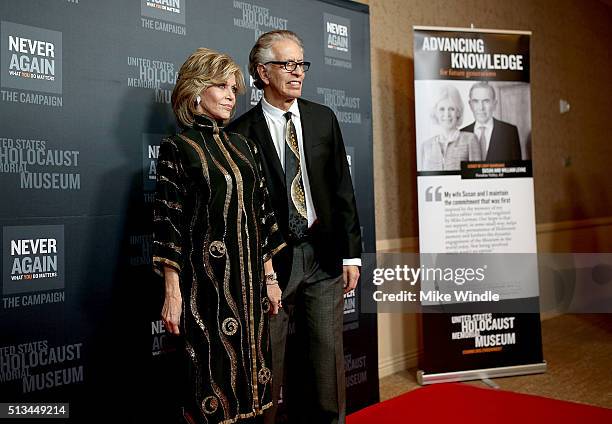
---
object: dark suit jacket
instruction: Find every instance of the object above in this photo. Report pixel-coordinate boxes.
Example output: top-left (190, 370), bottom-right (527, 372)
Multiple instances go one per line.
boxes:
top-left (227, 98), bottom-right (362, 282)
top-left (462, 118), bottom-right (522, 161)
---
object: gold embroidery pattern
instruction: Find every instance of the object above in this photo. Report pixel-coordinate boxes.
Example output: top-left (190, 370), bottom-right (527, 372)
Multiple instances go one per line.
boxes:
top-left (261, 297), bottom-right (270, 313)
top-left (158, 159), bottom-right (176, 170)
top-left (188, 192), bottom-right (230, 419)
top-left (258, 367), bottom-right (271, 385)
top-left (157, 174), bottom-right (185, 194)
top-left (202, 395), bottom-right (219, 415)
top-left (186, 195), bottom-right (210, 414)
top-left (217, 132), bottom-right (260, 409)
top-left (222, 317), bottom-right (239, 336)
top-left (153, 213), bottom-right (182, 238)
top-left (152, 256), bottom-right (181, 276)
top-left (202, 137), bottom-right (241, 411)
top-left (153, 240), bottom-right (182, 254)
top-left (262, 242), bottom-right (287, 263)
top-left (178, 134), bottom-right (211, 186)
top-left (228, 138), bottom-right (270, 369)
top-left (209, 240), bottom-right (226, 258)
top-left (155, 198), bottom-right (183, 211)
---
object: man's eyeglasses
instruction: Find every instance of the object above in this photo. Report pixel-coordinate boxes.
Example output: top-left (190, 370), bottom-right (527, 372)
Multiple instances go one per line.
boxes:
top-left (263, 61), bottom-right (311, 72)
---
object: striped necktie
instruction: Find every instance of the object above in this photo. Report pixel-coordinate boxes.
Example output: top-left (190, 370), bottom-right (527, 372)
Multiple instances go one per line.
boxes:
top-left (477, 126), bottom-right (487, 159)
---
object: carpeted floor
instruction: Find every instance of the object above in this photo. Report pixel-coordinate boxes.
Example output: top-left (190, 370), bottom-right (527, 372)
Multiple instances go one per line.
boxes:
top-left (379, 314), bottom-right (612, 409)
top-left (350, 383), bottom-right (612, 423)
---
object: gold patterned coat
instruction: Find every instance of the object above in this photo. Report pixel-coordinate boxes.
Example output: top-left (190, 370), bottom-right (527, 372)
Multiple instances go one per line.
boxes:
top-left (153, 114), bottom-right (285, 424)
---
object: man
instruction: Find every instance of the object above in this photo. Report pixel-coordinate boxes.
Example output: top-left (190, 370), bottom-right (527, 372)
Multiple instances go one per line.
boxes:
top-left (462, 82), bottom-right (522, 161)
top-left (227, 30), bottom-right (361, 424)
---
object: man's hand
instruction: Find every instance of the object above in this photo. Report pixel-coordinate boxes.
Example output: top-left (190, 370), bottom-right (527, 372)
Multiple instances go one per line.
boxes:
top-left (342, 265), bottom-right (360, 294)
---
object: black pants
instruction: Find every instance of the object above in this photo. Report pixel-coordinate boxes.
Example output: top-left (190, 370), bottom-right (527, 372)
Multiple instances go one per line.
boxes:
top-left (264, 241), bottom-right (346, 424)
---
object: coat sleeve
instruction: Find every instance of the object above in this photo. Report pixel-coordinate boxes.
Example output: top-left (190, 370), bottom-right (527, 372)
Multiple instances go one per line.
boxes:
top-left (152, 137), bottom-right (187, 277)
top-left (330, 111), bottom-right (362, 259)
top-left (245, 135), bottom-right (286, 263)
top-left (509, 125), bottom-right (522, 160)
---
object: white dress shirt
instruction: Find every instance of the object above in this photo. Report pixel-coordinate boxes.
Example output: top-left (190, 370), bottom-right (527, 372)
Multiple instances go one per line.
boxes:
top-left (261, 97), bottom-right (361, 267)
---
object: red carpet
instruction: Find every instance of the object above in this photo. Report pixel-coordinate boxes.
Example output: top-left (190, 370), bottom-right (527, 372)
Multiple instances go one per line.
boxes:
top-left (348, 383), bottom-right (612, 423)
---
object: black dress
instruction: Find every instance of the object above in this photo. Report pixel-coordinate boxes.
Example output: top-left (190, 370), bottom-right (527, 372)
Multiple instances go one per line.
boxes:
top-left (153, 114), bottom-right (285, 424)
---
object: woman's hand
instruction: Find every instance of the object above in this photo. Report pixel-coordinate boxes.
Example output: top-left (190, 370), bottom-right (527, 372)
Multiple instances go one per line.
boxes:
top-left (162, 266), bottom-right (182, 335)
top-left (264, 260), bottom-right (282, 315)
top-left (266, 281), bottom-right (282, 315)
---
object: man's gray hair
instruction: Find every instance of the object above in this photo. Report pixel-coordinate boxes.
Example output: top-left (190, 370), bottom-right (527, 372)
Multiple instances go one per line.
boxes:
top-left (248, 30), bottom-right (304, 90)
top-left (469, 81), bottom-right (496, 100)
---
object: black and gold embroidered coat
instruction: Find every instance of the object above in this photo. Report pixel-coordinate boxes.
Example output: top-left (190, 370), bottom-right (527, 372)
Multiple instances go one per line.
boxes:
top-left (153, 114), bottom-right (285, 424)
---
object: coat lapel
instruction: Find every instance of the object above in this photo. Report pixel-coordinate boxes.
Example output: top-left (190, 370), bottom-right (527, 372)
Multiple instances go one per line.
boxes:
top-left (488, 118), bottom-right (500, 160)
top-left (297, 99), bottom-right (314, 180)
top-left (252, 103), bottom-right (286, 187)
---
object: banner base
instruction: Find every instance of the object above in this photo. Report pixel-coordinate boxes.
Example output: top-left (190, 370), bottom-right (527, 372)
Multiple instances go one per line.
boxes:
top-left (417, 361), bottom-right (547, 385)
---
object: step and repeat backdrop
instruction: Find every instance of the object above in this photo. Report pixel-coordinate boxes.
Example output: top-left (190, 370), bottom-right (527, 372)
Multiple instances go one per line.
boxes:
top-left (0, 1), bottom-right (378, 421)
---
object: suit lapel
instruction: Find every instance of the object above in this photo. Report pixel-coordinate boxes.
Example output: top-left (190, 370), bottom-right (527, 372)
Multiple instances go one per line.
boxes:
top-left (487, 118), bottom-right (500, 160)
top-left (297, 99), bottom-right (314, 180)
top-left (252, 103), bottom-right (286, 187)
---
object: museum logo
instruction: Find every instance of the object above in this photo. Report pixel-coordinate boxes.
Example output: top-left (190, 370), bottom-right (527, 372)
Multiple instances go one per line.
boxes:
top-left (0, 136), bottom-right (81, 191)
top-left (323, 13), bottom-right (352, 69)
top-left (1, 21), bottom-right (63, 107)
top-left (142, 133), bottom-right (163, 202)
top-left (233, 1), bottom-right (288, 39)
top-left (127, 56), bottom-right (178, 104)
top-left (152, 319), bottom-right (178, 356)
top-left (316, 86), bottom-right (362, 125)
top-left (141, 0), bottom-right (186, 35)
top-left (3, 225), bottom-right (65, 297)
top-left (248, 72), bottom-right (263, 107)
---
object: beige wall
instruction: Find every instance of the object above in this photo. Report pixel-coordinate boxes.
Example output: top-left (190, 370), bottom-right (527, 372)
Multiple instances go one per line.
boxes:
top-left (353, 0), bottom-right (612, 377)
top-left (356, 0), bottom-right (612, 241)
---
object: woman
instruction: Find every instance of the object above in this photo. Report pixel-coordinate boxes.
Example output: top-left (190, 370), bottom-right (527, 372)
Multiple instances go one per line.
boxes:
top-left (153, 48), bottom-right (285, 424)
top-left (419, 85), bottom-right (482, 171)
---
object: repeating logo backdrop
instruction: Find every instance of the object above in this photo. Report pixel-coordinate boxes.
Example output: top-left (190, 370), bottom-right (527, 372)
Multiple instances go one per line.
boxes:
top-left (0, 0), bottom-right (377, 420)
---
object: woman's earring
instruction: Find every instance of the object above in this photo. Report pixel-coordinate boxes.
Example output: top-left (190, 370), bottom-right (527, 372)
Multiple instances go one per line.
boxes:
top-left (195, 95), bottom-right (201, 107)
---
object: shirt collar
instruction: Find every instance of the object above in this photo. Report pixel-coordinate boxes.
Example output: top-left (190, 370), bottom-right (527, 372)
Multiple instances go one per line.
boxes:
top-left (476, 119), bottom-right (494, 131)
top-left (261, 96), bottom-right (300, 122)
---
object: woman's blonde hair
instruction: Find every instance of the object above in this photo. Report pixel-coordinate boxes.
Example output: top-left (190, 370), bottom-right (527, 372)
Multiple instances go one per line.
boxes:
top-left (172, 48), bottom-right (245, 127)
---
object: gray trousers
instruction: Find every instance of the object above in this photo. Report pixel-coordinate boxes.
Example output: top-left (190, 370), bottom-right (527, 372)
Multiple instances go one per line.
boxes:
top-left (264, 241), bottom-right (345, 424)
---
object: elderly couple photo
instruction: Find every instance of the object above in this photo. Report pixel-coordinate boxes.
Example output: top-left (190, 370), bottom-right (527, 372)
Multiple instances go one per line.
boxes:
top-left (417, 81), bottom-right (525, 172)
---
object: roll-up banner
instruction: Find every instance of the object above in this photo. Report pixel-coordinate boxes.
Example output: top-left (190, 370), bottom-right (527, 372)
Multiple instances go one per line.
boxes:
top-left (412, 26), bottom-right (546, 384)
top-left (0, 1), bottom-right (378, 421)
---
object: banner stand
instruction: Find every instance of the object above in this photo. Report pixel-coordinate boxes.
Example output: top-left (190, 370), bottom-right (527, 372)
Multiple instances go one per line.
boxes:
top-left (417, 361), bottom-right (547, 385)
top-left (412, 25), bottom-right (545, 385)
